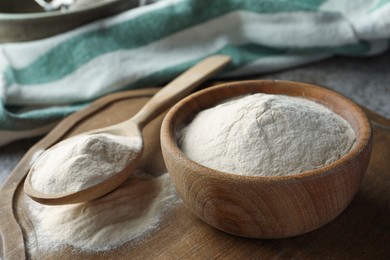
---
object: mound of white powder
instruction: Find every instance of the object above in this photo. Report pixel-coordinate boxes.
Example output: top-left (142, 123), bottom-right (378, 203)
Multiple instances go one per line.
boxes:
top-left (31, 133), bottom-right (142, 193)
top-left (179, 94), bottom-right (356, 176)
top-left (26, 173), bottom-right (178, 252)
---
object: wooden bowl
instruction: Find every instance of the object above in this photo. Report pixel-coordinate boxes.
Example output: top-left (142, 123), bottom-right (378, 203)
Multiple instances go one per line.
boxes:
top-left (160, 80), bottom-right (373, 238)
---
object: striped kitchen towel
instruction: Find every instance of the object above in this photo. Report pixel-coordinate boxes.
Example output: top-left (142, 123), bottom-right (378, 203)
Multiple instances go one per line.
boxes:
top-left (1, 0), bottom-right (389, 146)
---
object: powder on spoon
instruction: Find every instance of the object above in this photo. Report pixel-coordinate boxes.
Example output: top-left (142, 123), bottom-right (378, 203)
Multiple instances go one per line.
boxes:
top-left (179, 93), bottom-right (356, 176)
top-left (30, 133), bottom-right (142, 194)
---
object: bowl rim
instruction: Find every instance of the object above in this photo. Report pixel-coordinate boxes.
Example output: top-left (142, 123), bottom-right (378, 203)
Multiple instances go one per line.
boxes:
top-left (161, 79), bottom-right (373, 182)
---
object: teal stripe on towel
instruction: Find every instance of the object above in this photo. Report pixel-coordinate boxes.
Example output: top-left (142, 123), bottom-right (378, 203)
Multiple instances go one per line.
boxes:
top-left (3, 0), bottom-right (325, 86)
top-left (371, 0), bottom-right (390, 11)
top-left (0, 103), bottom-right (86, 131)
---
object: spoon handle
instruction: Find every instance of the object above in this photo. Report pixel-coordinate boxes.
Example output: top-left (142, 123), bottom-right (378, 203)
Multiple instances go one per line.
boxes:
top-left (131, 55), bottom-right (231, 128)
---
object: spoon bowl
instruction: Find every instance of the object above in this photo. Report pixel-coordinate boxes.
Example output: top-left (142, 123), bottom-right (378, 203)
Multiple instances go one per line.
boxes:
top-left (24, 122), bottom-right (144, 205)
top-left (24, 55), bottom-right (231, 205)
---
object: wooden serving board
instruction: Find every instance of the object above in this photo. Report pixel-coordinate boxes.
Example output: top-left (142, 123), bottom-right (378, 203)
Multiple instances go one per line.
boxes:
top-left (1, 88), bottom-right (389, 259)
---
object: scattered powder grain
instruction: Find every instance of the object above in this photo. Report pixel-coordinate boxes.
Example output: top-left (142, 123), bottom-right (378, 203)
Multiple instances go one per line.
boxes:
top-left (179, 93), bottom-right (356, 176)
top-left (26, 173), bottom-right (178, 252)
top-left (30, 133), bottom-right (142, 193)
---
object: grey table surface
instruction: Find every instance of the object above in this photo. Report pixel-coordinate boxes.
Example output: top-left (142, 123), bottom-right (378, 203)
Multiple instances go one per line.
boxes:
top-left (0, 51), bottom-right (389, 186)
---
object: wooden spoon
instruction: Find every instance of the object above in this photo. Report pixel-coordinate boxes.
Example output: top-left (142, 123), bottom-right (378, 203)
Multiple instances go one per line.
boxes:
top-left (24, 55), bottom-right (231, 205)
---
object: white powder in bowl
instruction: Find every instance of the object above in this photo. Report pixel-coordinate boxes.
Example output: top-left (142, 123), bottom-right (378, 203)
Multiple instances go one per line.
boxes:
top-left (26, 173), bottom-right (178, 252)
top-left (30, 133), bottom-right (142, 194)
top-left (179, 93), bottom-right (356, 176)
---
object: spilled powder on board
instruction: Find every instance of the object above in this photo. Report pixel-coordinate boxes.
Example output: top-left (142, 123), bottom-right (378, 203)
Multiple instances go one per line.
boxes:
top-left (26, 173), bottom-right (178, 252)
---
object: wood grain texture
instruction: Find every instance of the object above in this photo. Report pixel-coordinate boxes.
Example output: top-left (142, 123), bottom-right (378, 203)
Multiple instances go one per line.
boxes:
top-left (161, 80), bottom-right (373, 239)
top-left (0, 86), bottom-right (389, 259)
top-left (0, 89), bottom-right (159, 259)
